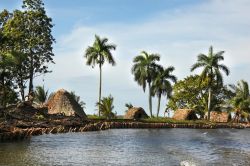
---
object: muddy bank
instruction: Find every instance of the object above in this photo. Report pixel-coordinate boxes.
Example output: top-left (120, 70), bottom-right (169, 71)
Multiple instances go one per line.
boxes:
top-left (1, 120), bottom-right (249, 141)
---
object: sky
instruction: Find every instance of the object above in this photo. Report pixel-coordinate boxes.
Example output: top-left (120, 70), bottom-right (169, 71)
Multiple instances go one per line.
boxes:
top-left (1, 0), bottom-right (250, 116)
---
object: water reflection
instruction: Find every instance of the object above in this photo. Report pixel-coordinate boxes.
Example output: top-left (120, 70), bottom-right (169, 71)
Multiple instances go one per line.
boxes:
top-left (0, 129), bottom-right (250, 166)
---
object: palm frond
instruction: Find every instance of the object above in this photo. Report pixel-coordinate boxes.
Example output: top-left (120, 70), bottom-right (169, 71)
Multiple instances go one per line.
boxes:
top-left (190, 62), bottom-right (205, 72)
top-left (96, 95), bottom-right (115, 119)
top-left (84, 35), bottom-right (116, 67)
top-left (218, 64), bottom-right (230, 76)
top-left (34, 86), bottom-right (48, 104)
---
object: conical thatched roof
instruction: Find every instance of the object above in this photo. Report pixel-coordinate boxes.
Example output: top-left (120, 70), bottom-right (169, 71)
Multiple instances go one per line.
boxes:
top-left (124, 107), bottom-right (148, 120)
top-left (173, 109), bottom-right (197, 120)
top-left (47, 89), bottom-right (87, 118)
top-left (205, 111), bottom-right (230, 122)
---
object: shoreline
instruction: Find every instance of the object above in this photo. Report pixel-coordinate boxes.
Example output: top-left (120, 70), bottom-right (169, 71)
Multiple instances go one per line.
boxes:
top-left (1, 120), bottom-right (249, 141)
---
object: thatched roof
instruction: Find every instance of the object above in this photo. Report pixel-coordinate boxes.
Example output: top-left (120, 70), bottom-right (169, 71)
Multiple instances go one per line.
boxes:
top-left (124, 107), bottom-right (148, 120)
top-left (173, 109), bottom-right (197, 120)
top-left (205, 111), bottom-right (230, 122)
top-left (47, 89), bottom-right (87, 118)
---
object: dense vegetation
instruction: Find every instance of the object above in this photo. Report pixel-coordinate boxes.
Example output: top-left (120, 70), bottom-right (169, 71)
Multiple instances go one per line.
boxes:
top-left (1, 0), bottom-right (250, 122)
top-left (0, 0), bottom-right (54, 107)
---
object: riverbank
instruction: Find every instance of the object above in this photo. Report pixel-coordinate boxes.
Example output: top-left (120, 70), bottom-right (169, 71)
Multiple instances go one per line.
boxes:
top-left (1, 118), bottom-right (249, 141)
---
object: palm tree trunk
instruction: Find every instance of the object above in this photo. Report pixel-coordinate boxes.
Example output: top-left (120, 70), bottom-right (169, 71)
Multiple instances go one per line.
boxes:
top-left (148, 82), bottom-right (153, 117)
top-left (207, 87), bottom-right (212, 121)
top-left (157, 94), bottom-right (161, 118)
top-left (98, 63), bottom-right (102, 117)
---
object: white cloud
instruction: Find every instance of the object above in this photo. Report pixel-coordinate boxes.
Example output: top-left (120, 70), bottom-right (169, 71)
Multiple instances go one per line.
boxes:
top-left (36, 0), bottom-right (250, 115)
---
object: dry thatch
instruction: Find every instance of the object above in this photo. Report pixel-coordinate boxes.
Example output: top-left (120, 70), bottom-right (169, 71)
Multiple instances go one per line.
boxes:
top-left (172, 109), bottom-right (198, 120)
top-left (47, 89), bottom-right (87, 118)
top-left (205, 111), bottom-right (230, 122)
top-left (3, 102), bottom-right (48, 120)
top-left (124, 107), bottom-right (148, 120)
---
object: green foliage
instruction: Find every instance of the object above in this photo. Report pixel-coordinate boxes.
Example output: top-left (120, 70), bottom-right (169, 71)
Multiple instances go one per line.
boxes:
top-left (190, 46), bottom-right (230, 120)
top-left (34, 86), bottom-right (48, 104)
top-left (229, 80), bottom-right (250, 112)
top-left (1, 0), bottom-right (55, 100)
top-left (0, 53), bottom-right (19, 107)
top-left (131, 51), bottom-right (160, 117)
top-left (87, 114), bottom-right (106, 119)
top-left (132, 51), bottom-right (160, 92)
top-left (70, 91), bottom-right (86, 109)
top-left (191, 46), bottom-right (230, 86)
top-left (125, 103), bottom-right (133, 113)
top-left (152, 66), bottom-right (177, 117)
top-left (168, 75), bottom-right (231, 117)
top-left (85, 35), bottom-right (116, 67)
top-left (142, 117), bottom-right (210, 124)
top-left (96, 95), bottom-right (116, 119)
top-left (0, 84), bottom-right (19, 107)
top-left (125, 103), bottom-right (133, 109)
top-left (84, 35), bottom-right (116, 116)
top-left (168, 75), bottom-right (207, 115)
top-left (34, 113), bottom-right (45, 120)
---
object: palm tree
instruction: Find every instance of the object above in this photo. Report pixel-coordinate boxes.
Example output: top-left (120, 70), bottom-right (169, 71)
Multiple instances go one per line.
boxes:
top-left (152, 66), bottom-right (177, 118)
top-left (229, 80), bottom-right (250, 112)
top-left (84, 35), bottom-right (116, 116)
top-left (191, 46), bottom-right (230, 120)
top-left (34, 86), bottom-right (49, 105)
top-left (96, 95), bottom-right (115, 119)
top-left (131, 51), bottom-right (160, 117)
top-left (70, 91), bottom-right (86, 109)
top-left (125, 103), bottom-right (133, 113)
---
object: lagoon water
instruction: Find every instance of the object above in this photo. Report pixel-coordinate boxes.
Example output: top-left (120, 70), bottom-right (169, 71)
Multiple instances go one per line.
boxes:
top-left (0, 129), bottom-right (250, 166)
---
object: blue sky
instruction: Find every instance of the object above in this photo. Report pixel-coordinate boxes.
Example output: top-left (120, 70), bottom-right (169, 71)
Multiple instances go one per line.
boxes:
top-left (1, 0), bottom-right (250, 116)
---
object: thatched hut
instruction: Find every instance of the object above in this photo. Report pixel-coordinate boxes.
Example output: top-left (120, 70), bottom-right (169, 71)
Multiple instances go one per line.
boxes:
top-left (172, 109), bottom-right (198, 120)
top-left (124, 107), bottom-right (148, 120)
top-left (47, 89), bottom-right (87, 118)
top-left (205, 111), bottom-right (230, 122)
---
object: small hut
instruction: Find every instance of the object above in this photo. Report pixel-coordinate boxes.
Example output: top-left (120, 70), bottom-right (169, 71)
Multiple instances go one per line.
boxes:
top-left (205, 111), bottom-right (230, 122)
top-left (46, 89), bottom-right (87, 118)
top-left (124, 107), bottom-right (148, 120)
top-left (172, 109), bottom-right (197, 120)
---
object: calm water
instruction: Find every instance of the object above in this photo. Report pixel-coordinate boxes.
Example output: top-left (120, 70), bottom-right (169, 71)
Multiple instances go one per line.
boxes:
top-left (0, 129), bottom-right (250, 166)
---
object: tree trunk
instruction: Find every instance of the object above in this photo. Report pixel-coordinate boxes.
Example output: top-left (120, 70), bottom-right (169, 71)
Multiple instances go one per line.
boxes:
top-left (20, 86), bottom-right (25, 102)
top-left (28, 54), bottom-right (34, 100)
top-left (1, 71), bottom-right (6, 108)
top-left (148, 82), bottom-right (153, 117)
top-left (98, 63), bottom-right (102, 117)
top-left (157, 94), bottom-right (161, 118)
top-left (207, 87), bottom-right (212, 121)
top-left (20, 75), bottom-right (25, 101)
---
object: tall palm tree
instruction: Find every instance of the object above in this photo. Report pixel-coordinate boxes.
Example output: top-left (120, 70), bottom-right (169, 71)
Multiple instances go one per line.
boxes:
top-left (191, 46), bottom-right (230, 120)
top-left (132, 51), bottom-right (160, 117)
top-left (152, 66), bottom-right (177, 118)
top-left (84, 35), bottom-right (116, 116)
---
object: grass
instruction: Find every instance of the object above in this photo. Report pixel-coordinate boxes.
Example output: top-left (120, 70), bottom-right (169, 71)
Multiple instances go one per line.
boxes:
top-left (87, 114), bottom-right (244, 125)
top-left (86, 115), bottom-right (217, 124)
top-left (141, 117), bottom-right (212, 124)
